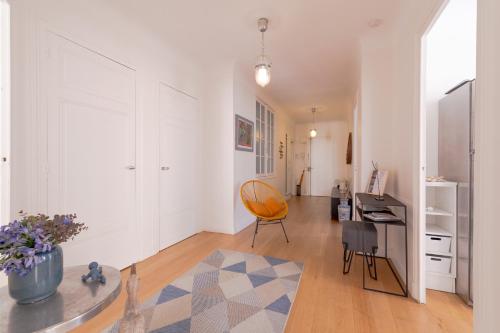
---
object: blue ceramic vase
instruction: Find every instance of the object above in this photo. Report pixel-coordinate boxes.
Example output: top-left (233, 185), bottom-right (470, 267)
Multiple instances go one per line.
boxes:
top-left (8, 245), bottom-right (63, 304)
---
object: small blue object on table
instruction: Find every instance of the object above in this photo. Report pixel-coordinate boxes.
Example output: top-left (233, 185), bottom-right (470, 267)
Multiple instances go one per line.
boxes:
top-left (81, 261), bottom-right (107, 284)
top-left (0, 265), bottom-right (121, 333)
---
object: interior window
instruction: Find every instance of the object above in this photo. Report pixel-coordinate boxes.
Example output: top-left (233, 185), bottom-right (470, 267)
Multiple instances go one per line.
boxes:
top-left (256, 100), bottom-right (274, 177)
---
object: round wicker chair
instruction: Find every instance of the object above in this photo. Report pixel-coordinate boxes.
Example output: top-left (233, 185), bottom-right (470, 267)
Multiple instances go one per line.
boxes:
top-left (240, 179), bottom-right (290, 247)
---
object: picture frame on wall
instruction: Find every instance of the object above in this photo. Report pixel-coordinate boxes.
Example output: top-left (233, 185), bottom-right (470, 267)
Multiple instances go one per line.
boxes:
top-left (235, 115), bottom-right (254, 152)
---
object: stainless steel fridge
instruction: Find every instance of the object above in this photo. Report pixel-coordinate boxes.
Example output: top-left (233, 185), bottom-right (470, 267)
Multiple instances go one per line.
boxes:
top-left (438, 80), bottom-right (474, 305)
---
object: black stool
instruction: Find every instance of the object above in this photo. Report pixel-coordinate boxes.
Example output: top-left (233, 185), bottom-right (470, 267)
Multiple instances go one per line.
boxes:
top-left (342, 220), bottom-right (378, 280)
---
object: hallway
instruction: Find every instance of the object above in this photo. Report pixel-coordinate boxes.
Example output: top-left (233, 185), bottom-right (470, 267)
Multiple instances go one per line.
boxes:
top-left (75, 196), bottom-right (472, 333)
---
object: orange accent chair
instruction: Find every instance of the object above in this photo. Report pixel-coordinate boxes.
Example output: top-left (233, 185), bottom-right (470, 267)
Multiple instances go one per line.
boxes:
top-left (240, 179), bottom-right (290, 247)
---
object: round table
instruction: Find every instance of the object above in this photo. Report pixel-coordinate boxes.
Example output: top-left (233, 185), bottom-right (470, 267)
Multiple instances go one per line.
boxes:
top-left (0, 265), bottom-right (122, 333)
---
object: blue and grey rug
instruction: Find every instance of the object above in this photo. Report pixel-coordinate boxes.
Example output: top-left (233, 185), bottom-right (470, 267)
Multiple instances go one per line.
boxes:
top-left (107, 249), bottom-right (303, 333)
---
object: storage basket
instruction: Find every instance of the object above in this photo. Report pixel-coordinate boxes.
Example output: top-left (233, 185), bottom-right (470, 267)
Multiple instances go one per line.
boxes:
top-left (338, 205), bottom-right (351, 222)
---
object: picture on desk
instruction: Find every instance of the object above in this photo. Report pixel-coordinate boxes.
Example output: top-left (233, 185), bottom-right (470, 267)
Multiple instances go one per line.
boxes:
top-left (366, 169), bottom-right (388, 195)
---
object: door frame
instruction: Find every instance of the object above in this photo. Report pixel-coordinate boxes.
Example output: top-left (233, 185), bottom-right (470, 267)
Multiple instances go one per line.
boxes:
top-left (0, 0), bottom-right (10, 226)
top-left (415, 0), bottom-right (450, 303)
top-left (0, 0), bottom-right (10, 287)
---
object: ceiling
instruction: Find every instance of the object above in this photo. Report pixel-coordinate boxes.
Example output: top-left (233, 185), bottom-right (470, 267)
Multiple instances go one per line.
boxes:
top-left (106, 0), bottom-right (398, 122)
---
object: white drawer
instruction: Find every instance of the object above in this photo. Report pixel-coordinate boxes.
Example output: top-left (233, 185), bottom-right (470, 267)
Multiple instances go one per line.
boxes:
top-left (426, 272), bottom-right (455, 293)
top-left (426, 255), bottom-right (452, 274)
top-left (426, 234), bottom-right (451, 253)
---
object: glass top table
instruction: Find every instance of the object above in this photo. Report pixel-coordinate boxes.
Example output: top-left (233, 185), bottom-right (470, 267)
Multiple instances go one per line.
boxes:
top-left (0, 265), bottom-right (121, 333)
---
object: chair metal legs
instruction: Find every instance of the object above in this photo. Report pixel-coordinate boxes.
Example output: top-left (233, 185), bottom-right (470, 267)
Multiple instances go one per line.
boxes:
top-left (280, 220), bottom-right (289, 243)
top-left (251, 218), bottom-right (289, 248)
top-left (251, 218), bottom-right (260, 248)
top-left (365, 249), bottom-right (378, 280)
top-left (343, 244), bottom-right (354, 274)
top-left (342, 244), bottom-right (378, 280)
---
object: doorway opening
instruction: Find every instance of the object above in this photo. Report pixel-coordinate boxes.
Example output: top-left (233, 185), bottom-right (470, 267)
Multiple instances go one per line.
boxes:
top-left (293, 120), bottom-right (350, 198)
top-left (419, 0), bottom-right (477, 305)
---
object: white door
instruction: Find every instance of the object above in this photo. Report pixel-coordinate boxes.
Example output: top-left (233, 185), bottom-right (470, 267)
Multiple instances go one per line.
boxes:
top-left (310, 134), bottom-right (339, 196)
top-left (159, 83), bottom-right (199, 250)
top-left (45, 33), bottom-right (137, 269)
top-left (293, 140), bottom-right (310, 196)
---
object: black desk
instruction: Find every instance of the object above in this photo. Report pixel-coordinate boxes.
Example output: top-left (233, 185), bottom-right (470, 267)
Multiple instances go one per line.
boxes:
top-left (355, 193), bottom-right (408, 297)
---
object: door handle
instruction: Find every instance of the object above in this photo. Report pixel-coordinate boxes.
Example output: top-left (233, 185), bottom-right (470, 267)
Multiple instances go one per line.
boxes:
top-left (126, 166), bottom-right (136, 170)
top-left (161, 166), bottom-right (170, 171)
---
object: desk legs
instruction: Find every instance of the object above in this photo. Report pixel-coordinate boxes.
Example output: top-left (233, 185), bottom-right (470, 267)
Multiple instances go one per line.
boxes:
top-left (357, 206), bottom-right (408, 297)
top-left (361, 222), bottom-right (408, 297)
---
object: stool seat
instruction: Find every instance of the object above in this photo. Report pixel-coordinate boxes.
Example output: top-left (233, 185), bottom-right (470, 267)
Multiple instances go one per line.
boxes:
top-left (341, 220), bottom-right (379, 279)
top-left (342, 221), bottom-right (378, 253)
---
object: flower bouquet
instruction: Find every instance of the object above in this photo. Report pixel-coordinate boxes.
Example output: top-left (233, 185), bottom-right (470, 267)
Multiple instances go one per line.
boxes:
top-left (0, 213), bottom-right (87, 303)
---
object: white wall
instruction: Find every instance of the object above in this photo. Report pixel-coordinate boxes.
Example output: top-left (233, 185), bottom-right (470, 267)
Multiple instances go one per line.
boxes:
top-left (358, 28), bottom-right (398, 257)
top-left (9, 0), bottom-right (205, 265)
top-left (233, 64), bottom-right (295, 233)
top-left (357, 0), bottom-right (445, 300)
top-left (351, 95), bottom-right (361, 196)
top-left (266, 95), bottom-right (295, 198)
top-left (233, 66), bottom-right (256, 233)
top-left (359, 27), bottom-right (397, 195)
top-left (474, 0), bottom-right (500, 330)
top-left (425, 0), bottom-right (477, 176)
top-left (201, 62), bottom-right (235, 234)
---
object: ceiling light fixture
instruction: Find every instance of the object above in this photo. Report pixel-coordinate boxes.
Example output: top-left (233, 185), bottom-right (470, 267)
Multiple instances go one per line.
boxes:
top-left (310, 107), bottom-right (318, 138)
top-left (255, 18), bottom-right (271, 87)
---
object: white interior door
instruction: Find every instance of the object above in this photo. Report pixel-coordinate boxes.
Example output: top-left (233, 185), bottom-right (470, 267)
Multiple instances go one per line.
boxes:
top-left (310, 135), bottom-right (337, 196)
top-left (159, 83), bottom-right (199, 250)
top-left (293, 140), bottom-right (310, 196)
top-left (45, 33), bottom-right (137, 269)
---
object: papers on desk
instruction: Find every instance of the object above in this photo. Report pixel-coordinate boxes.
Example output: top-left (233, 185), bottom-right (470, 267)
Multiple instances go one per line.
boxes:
top-left (363, 212), bottom-right (401, 221)
top-left (360, 205), bottom-right (387, 212)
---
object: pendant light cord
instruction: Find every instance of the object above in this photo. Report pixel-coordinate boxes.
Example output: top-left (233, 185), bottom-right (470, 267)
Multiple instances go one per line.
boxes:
top-left (261, 31), bottom-right (265, 55)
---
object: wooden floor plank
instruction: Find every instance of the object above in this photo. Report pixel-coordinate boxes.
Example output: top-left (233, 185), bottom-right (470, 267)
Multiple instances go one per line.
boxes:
top-left (72, 196), bottom-right (472, 332)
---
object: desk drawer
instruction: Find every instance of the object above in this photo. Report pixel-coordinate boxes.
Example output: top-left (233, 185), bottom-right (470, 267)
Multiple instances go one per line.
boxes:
top-left (426, 234), bottom-right (451, 253)
top-left (426, 255), bottom-right (452, 274)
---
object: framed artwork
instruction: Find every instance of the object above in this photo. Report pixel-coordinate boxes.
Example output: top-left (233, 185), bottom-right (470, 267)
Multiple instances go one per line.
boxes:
top-left (235, 115), bottom-right (254, 152)
top-left (366, 169), bottom-right (389, 196)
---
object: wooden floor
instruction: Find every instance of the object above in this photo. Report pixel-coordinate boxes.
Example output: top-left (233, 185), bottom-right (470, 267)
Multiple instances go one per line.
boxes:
top-left (74, 196), bottom-right (472, 333)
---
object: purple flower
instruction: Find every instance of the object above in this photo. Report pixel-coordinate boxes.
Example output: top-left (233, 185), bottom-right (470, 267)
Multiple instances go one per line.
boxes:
top-left (0, 213), bottom-right (86, 276)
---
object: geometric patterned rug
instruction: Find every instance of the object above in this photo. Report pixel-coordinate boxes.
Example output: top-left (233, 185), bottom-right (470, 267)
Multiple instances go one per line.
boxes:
top-left (105, 249), bottom-right (303, 333)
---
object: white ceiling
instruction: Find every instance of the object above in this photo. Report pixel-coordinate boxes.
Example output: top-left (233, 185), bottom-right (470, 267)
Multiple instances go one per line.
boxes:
top-left (106, 0), bottom-right (398, 122)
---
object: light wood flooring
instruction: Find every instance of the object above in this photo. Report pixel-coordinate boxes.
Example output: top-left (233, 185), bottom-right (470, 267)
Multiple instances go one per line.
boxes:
top-left (74, 196), bottom-right (472, 333)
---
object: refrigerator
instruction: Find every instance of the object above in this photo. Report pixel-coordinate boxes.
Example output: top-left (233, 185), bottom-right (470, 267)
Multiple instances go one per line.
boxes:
top-left (438, 80), bottom-right (474, 305)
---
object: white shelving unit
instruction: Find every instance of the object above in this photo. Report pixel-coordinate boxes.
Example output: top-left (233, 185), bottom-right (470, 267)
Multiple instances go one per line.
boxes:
top-left (426, 208), bottom-right (453, 216)
top-left (425, 181), bottom-right (457, 293)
